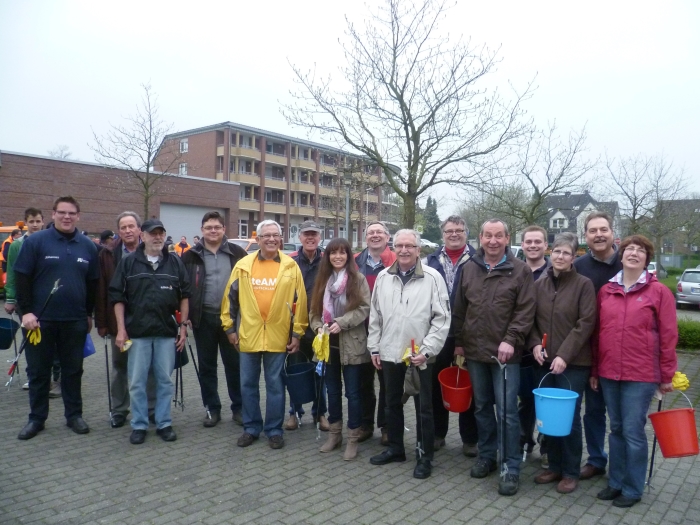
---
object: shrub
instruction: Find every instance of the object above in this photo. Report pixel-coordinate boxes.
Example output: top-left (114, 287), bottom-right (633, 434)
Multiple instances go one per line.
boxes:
top-left (678, 319), bottom-right (700, 350)
top-left (666, 267), bottom-right (684, 276)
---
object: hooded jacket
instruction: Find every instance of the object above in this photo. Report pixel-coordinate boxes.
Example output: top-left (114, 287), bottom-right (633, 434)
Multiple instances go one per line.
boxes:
top-left (221, 251), bottom-right (308, 353)
top-left (592, 272), bottom-right (677, 384)
top-left (451, 248), bottom-right (536, 364)
top-left (96, 238), bottom-right (133, 335)
top-left (367, 258), bottom-right (450, 363)
top-left (181, 237), bottom-right (247, 329)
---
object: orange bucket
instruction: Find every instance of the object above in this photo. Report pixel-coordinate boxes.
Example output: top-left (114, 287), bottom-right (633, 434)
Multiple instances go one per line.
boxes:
top-left (438, 366), bottom-right (472, 413)
top-left (649, 393), bottom-right (699, 458)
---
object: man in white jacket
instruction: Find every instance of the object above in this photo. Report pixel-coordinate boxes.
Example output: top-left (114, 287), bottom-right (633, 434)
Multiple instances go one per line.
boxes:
top-left (367, 229), bottom-right (450, 479)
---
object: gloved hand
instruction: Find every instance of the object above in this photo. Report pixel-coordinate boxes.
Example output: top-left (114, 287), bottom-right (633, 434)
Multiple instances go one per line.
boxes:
top-left (672, 371), bottom-right (690, 392)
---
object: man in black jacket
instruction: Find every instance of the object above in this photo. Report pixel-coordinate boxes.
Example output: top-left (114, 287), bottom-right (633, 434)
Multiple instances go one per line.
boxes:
top-left (181, 211), bottom-right (248, 427)
top-left (110, 219), bottom-right (191, 445)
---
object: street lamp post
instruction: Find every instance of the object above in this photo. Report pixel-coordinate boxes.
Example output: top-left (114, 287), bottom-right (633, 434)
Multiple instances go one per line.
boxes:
top-left (343, 173), bottom-right (353, 242)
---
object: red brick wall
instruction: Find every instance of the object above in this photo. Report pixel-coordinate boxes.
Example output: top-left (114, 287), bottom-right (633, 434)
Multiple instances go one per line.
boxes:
top-left (0, 152), bottom-right (240, 233)
top-left (155, 130), bottom-right (218, 179)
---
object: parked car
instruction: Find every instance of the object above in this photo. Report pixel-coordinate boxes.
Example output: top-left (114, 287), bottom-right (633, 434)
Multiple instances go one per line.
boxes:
top-left (510, 246), bottom-right (525, 261)
top-left (647, 261), bottom-right (667, 279)
top-left (228, 238), bottom-right (259, 253)
top-left (282, 243), bottom-right (302, 255)
top-left (676, 269), bottom-right (700, 307)
top-left (420, 239), bottom-right (439, 249)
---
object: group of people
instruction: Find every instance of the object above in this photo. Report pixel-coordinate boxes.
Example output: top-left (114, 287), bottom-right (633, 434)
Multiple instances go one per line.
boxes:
top-left (5, 198), bottom-right (678, 507)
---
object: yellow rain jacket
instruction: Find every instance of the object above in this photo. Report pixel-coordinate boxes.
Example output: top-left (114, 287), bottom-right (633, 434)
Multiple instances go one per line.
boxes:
top-left (221, 251), bottom-right (308, 353)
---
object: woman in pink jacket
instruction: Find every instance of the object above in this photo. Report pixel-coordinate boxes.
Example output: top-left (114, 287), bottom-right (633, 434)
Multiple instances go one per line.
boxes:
top-left (591, 234), bottom-right (677, 508)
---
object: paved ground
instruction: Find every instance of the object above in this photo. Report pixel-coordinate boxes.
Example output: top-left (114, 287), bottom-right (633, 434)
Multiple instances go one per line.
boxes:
top-left (1, 308), bottom-right (700, 524)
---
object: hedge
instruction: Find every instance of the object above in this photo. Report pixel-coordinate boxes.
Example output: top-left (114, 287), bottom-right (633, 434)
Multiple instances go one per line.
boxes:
top-left (678, 319), bottom-right (700, 350)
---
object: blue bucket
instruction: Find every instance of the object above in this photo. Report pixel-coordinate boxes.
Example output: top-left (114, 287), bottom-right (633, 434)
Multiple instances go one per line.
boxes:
top-left (533, 373), bottom-right (579, 437)
top-left (282, 356), bottom-right (316, 405)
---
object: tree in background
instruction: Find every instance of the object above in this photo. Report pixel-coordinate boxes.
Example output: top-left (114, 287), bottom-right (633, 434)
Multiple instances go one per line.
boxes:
top-left (47, 145), bottom-right (72, 159)
top-left (422, 197), bottom-right (442, 243)
top-left (90, 84), bottom-right (181, 218)
top-left (283, 0), bottom-right (531, 229)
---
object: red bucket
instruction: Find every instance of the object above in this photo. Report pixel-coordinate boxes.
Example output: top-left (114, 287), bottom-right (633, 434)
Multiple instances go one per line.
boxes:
top-left (649, 407), bottom-right (699, 458)
top-left (438, 366), bottom-right (472, 413)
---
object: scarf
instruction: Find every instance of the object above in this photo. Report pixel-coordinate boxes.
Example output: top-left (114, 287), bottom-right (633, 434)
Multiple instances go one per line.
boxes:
top-left (439, 246), bottom-right (471, 295)
top-left (323, 269), bottom-right (348, 324)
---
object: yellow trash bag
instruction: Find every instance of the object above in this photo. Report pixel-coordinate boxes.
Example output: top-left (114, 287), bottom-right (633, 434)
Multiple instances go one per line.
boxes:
top-left (313, 327), bottom-right (330, 363)
top-left (401, 340), bottom-right (420, 366)
top-left (673, 371), bottom-right (690, 392)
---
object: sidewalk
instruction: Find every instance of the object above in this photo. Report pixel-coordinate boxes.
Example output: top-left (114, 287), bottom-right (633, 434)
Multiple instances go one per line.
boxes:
top-left (1, 324), bottom-right (699, 524)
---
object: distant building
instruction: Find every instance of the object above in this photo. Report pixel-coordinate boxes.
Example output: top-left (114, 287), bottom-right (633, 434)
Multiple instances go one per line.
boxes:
top-left (543, 191), bottom-right (621, 244)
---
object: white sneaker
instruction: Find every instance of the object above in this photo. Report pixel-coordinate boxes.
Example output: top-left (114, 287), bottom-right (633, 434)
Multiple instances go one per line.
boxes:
top-left (22, 382), bottom-right (29, 390)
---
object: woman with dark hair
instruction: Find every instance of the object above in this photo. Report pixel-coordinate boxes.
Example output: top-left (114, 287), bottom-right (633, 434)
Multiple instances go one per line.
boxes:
top-left (593, 234), bottom-right (677, 508)
top-left (530, 232), bottom-right (597, 495)
top-left (309, 238), bottom-right (371, 460)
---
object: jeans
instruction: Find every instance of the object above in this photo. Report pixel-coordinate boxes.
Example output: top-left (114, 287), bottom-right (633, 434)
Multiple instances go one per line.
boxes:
top-left (600, 378), bottom-right (656, 499)
top-left (360, 361), bottom-right (385, 430)
top-left (25, 320), bottom-right (87, 423)
top-left (583, 383), bottom-right (608, 469)
top-left (432, 342), bottom-right (478, 443)
top-left (536, 367), bottom-right (589, 479)
top-left (193, 310), bottom-right (241, 414)
top-left (240, 351), bottom-right (286, 437)
top-left (127, 337), bottom-right (176, 431)
top-left (107, 335), bottom-right (156, 417)
top-left (467, 359), bottom-right (521, 474)
top-left (325, 347), bottom-right (363, 429)
top-left (287, 338), bottom-right (326, 418)
top-left (382, 360), bottom-right (435, 461)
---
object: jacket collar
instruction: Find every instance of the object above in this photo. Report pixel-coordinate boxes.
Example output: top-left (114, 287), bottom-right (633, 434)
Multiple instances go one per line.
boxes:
top-left (190, 235), bottom-right (235, 258)
top-left (387, 256), bottom-right (425, 279)
top-left (472, 248), bottom-right (515, 272)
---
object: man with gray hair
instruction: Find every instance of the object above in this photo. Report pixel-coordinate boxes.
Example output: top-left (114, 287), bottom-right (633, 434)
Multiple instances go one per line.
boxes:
top-left (368, 229), bottom-right (450, 479)
top-left (452, 219), bottom-right (536, 496)
top-left (96, 211), bottom-right (156, 428)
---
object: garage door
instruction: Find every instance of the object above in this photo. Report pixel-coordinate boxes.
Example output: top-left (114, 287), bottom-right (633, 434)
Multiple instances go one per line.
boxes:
top-left (159, 203), bottom-right (226, 241)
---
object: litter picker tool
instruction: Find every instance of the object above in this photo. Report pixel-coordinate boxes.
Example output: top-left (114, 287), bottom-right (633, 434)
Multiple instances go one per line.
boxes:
top-left (646, 392), bottom-right (663, 492)
top-left (172, 312), bottom-right (185, 411)
top-left (177, 310), bottom-right (210, 420)
top-left (7, 279), bottom-right (62, 378)
top-left (4, 313), bottom-right (22, 389)
top-left (491, 355), bottom-right (509, 480)
top-left (104, 335), bottom-right (116, 426)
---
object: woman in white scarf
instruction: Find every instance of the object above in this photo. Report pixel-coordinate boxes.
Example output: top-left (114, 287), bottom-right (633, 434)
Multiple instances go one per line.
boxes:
top-left (309, 238), bottom-right (371, 461)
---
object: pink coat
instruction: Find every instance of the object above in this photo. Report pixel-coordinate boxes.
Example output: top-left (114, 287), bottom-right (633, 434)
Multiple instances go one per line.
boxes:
top-left (592, 274), bottom-right (677, 384)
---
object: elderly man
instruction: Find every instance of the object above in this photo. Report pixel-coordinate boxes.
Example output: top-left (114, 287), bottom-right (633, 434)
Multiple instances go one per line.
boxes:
top-left (355, 221), bottom-right (396, 444)
top-left (574, 211), bottom-right (622, 481)
top-left (452, 219), bottom-right (535, 496)
top-left (285, 220), bottom-right (328, 431)
top-left (181, 211), bottom-right (248, 427)
top-left (110, 219), bottom-right (191, 445)
top-left (519, 225), bottom-right (551, 460)
top-left (368, 229), bottom-right (450, 479)
top-left (14, 196), bottom-right (99, 440)
top-left (221, 220), bottom-right (308, 450)
top-left (424, 215), bottom-right (479, 456)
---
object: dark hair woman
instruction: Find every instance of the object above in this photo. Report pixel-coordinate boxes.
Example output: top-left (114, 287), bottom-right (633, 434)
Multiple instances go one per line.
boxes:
top-left (592, 234), bottom-right (678, 508)
top-left (309, 238), bottom-right (371, 461)
top-left (529, 232), bottom-right (597, 495)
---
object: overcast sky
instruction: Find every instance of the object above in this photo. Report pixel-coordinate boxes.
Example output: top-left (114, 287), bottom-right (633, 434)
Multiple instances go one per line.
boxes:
top-left (1, 0), bottom-right (698, 216)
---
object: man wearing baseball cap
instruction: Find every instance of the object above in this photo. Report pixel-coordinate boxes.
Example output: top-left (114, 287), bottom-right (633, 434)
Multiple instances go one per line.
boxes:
top-left (109, 219), bottom-right (191, 445)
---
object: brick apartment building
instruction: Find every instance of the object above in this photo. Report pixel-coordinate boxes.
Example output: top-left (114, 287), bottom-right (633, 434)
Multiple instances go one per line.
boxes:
top-left (0, 151), bottom-right (241, 239)
top-left (154, 122), bottom-right (388, 244)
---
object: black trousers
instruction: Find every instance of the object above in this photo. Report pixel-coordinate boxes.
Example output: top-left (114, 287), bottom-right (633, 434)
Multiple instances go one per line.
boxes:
top-left (25, 319), bottom-right (87, 423)
top-left (360, 361), bottom-right (385, 429)
top-left (192, 310), bottom-right (241, 414)
top-left (382, 360), bottom-right (434, 461)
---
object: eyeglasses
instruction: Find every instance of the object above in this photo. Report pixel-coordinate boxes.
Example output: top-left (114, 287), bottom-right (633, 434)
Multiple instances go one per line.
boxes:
top-left (624, 247), bottom-right (646, 254)
top-left (55, 211), bottom-right (78, 217)
top-left (443, 229), bottom-right (465, 236)
top-left (551, 249), bottom-right (573, 258)
top-left (202, 226), bottom-right (223, 231)
top-left (260, 234), bottom-right (282, 240)
top-left (394, 244), bottom-right (418, 250)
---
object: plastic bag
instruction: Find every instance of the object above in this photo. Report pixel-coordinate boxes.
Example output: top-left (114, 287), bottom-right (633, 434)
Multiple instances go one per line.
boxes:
top-left (313, 327), bottom-right (330, 362)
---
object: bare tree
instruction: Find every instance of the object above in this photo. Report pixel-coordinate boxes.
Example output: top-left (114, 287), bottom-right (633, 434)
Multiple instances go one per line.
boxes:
top-left (466, 123), bottom-right (596, 229)
top-left (90, 84), bottom-right (180, 218)
top-left (283, 0), bottom-right (532, 228)
top-left (48, 145), bottom-right (72, 159)
top-left (605, 153), bottom-right (688, 260)
top-left (457, 184), bottom-right (530, 245)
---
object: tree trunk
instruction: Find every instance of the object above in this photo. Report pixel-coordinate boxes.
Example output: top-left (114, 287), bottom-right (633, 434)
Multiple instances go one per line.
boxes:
top-left (401, 193), bottom-right (417, 229)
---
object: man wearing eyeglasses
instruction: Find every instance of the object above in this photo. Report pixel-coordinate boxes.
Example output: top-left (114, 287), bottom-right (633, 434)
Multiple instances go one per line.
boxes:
top-left (423, 215), bottom-right (479, 457)
top-left (14, 196), bottom-right (99, 440)
top-left (222, 220), bottom-right (308, 450)
top-left (452, 219), bottom-right (536, 496)
top-left (182, 211), bottom-right (248, 427)
top-left (368, 229), bottom-right (450, 479)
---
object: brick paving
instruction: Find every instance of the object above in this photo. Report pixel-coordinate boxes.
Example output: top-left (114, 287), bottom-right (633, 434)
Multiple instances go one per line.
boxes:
top-left (1, 315), bottom-right (700, 524)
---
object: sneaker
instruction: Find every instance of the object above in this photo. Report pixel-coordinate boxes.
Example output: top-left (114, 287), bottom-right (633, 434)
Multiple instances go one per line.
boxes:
top-left (48, 381), bottom-right (62, 399)
top-left (540, 453), bottom-right (549, 469)
top-left (498, 473), bottom-right (520, 496)
top-left (283, 414), bottom-right (299, 430)
top-left (22, 382), bottom-right (29, 390)
top-left (462, 442), bottom-right (478, 458)
top-left (237, 432), bottom-right (258, 447)
top-left (470, 458), bottom-right (497, 478)
top-left (268, 435), bottom-right (285, 449)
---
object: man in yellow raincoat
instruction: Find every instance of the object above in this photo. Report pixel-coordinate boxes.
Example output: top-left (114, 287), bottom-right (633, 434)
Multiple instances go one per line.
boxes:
top-left (221, 220), bottom-right (308, 450)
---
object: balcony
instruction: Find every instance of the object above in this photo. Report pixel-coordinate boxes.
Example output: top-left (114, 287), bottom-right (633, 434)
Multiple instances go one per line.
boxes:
top-left (238, 198), bottom-right (260, 211)
top-left (264, 202), bottom-right (287, 214)
top-left (216, 145), bottom-right (225, 156)
top-left (292, 158), bottom-right (316, 170)
top-left (264, 176), bottom-right (287, 190)
top-left (292, 181), bottom-right (316, 193)
top-left (231, 147), bottom-right (261, 161)
top-left (234, 172), bottom-right (260, 185)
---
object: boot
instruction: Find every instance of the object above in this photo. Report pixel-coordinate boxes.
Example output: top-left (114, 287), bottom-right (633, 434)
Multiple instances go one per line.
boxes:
top-left (319, 421), bottom-right (343, 452)
top-left (344, 427), bottom-right (361, 461)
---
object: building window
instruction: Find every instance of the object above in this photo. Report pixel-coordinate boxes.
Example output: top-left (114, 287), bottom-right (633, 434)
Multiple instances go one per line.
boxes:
top-left (179, 163), bottom-right (187, 176)
top-left (551, 218), bottom-right (567, 229)
top-left (180, 139), bottom-right (188, 153)
top-left (239, 220), bottom-right (248, 238)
